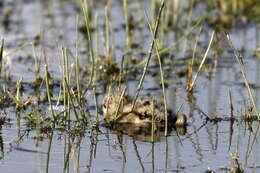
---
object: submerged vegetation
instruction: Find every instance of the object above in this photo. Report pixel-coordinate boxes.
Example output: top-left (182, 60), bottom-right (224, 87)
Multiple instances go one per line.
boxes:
top-left (0, 0), bottom-right (260, 172)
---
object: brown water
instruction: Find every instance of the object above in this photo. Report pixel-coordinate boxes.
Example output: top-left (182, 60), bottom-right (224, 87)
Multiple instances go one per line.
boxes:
top-left (1, 0), bottom-right (260, 172)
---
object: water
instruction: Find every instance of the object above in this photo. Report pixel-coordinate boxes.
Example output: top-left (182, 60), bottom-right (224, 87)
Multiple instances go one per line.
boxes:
top-left (0, 0), bottom-right (260, 172)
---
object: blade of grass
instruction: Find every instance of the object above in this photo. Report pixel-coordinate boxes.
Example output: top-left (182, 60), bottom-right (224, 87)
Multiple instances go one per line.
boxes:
top-left (187, 31), bottom-right (215, 92)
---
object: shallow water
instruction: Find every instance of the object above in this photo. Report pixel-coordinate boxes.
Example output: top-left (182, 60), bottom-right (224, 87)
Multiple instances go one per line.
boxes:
top-left (1, 0), bottom-right (260, 173)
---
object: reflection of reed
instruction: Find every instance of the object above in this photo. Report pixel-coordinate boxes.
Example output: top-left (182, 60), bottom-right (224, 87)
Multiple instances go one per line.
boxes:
top-left (132, 140), bottom-right (145, 172)
top-left (70, 136), bottom-right (82, 173)
top-left (0, 131), bottom-right (3, 159)
top-left (87, 129), bottom-right (99, 173)
top-left (46, 132), bottom-right (53, 173)
top-left (0, 116), bottom-right (5, 159)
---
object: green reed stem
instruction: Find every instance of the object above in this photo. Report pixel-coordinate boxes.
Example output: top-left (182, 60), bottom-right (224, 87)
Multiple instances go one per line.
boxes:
top-left (75, 15), bottom-right (82, 106)
top-left (44, 65), bottom-right (55, 122)
top-left (131, 0), bottom-right (165, 111)
top-left (188, 31), bottom-right (215, 92)
top-left (82, 1), bottom-right (95, 90)
top-left (62, 48), bottom-right (71, 121)
top-left (64, 79), bottom-right (80, 122)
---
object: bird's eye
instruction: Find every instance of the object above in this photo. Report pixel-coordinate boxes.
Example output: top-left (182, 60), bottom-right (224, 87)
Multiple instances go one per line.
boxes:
top-left (103, 104), bottom-right (106, 108)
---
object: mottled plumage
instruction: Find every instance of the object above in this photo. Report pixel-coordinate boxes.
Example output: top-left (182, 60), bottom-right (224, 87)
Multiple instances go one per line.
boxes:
top-left (102, 90), bottom-right (187, 126)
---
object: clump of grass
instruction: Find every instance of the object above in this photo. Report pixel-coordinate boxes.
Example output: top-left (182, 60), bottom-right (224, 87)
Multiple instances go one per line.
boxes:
top-left (6, 79), bottom-right (31, 111)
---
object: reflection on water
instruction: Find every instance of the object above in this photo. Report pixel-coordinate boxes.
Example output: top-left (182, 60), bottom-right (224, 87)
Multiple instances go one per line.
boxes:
top-left (1, 112), bottom-right (260, 172)
top-left (102, 122), bottom-right (187, 142)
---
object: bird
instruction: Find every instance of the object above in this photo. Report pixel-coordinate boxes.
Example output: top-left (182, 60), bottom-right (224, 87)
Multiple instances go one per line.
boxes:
top-left (102, 90), bottom-right (187, 126)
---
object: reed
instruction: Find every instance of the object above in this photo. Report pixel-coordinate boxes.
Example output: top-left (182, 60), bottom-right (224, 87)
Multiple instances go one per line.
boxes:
top-left (105, 6), bottom-right (111, 58)
top-left (172, 0), bottom-right (180, 27)
top-left (82, 0), bottom-right (95, 91)
top-left (61, 48), bottom-right (71, 121)
top-left (75, 15), bottom-right (82, 106)
top-left (44, 64), bottom-right (56, 123)
top-left (63, 79), bottom-right (80, 122)
top-left (131, 0), bottom-right (165, 111)
top-left (31, 43), bottom-right (41, 81)
top-left (0, 39), bottom-right (3, 75)
top-left (187, 31), bottom-right (215, 92)
top-left (186, 26), bottom-right (202, 91)
top-left (93, 87), bottom-right (99, 125)
top-left (226, 33), bottom-right (260, 119)
top-left (123, 0), bottom-right (131, 52)
top-left (145, 10), bottom-right (168, 136)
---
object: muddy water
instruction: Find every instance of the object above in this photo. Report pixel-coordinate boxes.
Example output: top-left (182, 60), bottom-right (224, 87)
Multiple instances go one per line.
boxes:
top-left (0, 0), bottom-right (260, 173)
